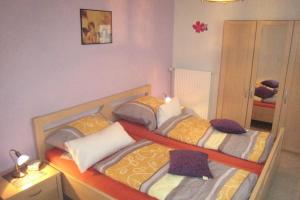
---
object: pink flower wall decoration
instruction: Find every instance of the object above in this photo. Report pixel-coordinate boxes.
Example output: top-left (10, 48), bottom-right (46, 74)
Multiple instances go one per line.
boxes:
top-left (192, 21), bottom-right (208, 33)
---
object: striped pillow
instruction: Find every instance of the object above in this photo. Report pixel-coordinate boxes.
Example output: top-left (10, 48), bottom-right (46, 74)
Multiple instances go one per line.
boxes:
top-left (46, 114), bottom-right (111, 151)
top-left (113, 96), bottom-right (164, 131)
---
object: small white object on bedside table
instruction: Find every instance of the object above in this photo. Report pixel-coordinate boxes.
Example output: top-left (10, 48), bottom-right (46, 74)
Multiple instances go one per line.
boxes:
top-left (27, 160), bottom-right (43, 171)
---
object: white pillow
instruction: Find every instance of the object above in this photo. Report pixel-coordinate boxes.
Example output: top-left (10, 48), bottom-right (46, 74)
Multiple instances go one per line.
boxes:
top-left (65, 122), bottom-right (135, 173)
top-left (157, 97), bottom-right (182, 128)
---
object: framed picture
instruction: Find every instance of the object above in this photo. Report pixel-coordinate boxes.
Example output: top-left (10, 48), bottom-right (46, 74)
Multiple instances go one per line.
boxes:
top-left (80, 9), bottom-right (112, 45)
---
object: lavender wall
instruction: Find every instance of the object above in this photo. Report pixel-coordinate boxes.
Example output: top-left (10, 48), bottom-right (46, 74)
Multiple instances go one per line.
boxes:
top-left (0, 0), bottom-right (174, 172)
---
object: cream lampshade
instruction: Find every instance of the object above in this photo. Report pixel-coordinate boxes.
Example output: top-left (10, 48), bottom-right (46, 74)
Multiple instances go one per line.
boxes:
top-left (165, 96), bottom-right (172, 103)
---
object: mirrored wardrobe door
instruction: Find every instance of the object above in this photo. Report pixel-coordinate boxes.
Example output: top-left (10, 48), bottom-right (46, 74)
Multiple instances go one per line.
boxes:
top-left (245, 21), bottom-right (294, 133)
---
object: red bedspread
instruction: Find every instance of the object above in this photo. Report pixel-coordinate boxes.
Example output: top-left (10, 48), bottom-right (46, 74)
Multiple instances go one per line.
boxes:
top-left (254, 100), bottom-right (275, 109)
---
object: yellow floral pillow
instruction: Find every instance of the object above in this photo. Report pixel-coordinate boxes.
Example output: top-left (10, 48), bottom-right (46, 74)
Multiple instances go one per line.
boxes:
top-left (68, 114), bottom-right (111, 135)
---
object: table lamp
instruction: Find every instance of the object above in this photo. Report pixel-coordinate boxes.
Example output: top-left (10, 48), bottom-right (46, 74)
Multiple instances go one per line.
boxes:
top-left (9, 149), bottom-right (30, 178)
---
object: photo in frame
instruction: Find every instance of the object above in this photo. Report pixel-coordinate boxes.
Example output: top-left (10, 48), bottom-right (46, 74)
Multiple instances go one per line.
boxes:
top-left (80, 9), bottom-right (112, 45)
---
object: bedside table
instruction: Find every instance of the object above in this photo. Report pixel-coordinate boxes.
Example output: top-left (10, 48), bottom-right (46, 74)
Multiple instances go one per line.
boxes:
top-left (0, 163), bottom-right (63, 200)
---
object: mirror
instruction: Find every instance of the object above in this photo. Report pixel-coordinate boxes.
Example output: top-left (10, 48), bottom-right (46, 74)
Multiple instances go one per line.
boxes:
top-left (250, 27), bottom-right (283, 132)
top-left (250, 74), bottom-right (279, 131)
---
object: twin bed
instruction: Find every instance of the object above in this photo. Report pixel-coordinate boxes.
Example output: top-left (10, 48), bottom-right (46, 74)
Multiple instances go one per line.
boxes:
top-left (33, 85), bottom-right (283, 200)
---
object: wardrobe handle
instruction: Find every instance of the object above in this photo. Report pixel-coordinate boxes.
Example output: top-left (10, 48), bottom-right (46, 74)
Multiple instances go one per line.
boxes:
top-left (244, 89), bottom-right (248, 98)
top-left (249, 88), bottom-right (254, 98)
top-left (284, 91), bottom-right (288, 104)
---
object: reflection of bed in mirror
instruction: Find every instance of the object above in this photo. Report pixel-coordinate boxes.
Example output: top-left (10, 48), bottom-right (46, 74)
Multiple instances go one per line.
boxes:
top-left (252, 100), bottom-right (275, 123)
top-left (251, 81), bottom-right (279, 130)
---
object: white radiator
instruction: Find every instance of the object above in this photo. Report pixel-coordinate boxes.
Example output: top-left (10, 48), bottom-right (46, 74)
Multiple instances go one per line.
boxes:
top-left (173, 68), bottom-right (211, 119)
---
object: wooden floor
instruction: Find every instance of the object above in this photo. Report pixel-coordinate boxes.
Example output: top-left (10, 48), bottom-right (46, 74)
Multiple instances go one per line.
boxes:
top-left (266, 150), bottom-right (300, 200)
top-left (250, 120), bottom-right (273, 132)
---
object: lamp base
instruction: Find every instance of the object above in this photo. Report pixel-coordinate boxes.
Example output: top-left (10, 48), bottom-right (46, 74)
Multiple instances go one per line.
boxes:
top-left (11, 171), bottom-right (26, 178)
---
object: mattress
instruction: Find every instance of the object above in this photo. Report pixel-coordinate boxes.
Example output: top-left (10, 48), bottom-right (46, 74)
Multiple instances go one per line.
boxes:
top-left (119, 120), bottom-right (263, 175)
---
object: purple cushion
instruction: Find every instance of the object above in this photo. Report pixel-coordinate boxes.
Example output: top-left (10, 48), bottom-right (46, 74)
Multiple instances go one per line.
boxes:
top-left (255, 86), bottom-right (276, 99)
top-left (210, 119), bottom-right (246, 134)
top-left (261, 80), bottom-right (279, 89)
top-left (169, 150), bottom-right (213, 179)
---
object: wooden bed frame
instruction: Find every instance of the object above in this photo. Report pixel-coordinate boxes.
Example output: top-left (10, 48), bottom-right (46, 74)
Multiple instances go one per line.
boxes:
top-left (32, 84), bottom-right (284, 200)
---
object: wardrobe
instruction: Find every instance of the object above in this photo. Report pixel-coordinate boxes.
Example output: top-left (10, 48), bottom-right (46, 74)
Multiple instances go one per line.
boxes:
top-left (217, 20), bottom-right (300, 153)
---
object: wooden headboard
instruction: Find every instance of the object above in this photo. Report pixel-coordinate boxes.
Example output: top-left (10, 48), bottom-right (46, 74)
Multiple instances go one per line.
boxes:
top-left (32, 85), bottom-right (151, 160)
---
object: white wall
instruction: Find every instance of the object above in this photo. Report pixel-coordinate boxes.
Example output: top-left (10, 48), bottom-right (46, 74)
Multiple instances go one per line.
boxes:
top-left (173, 0), bottom-right (300, 118)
